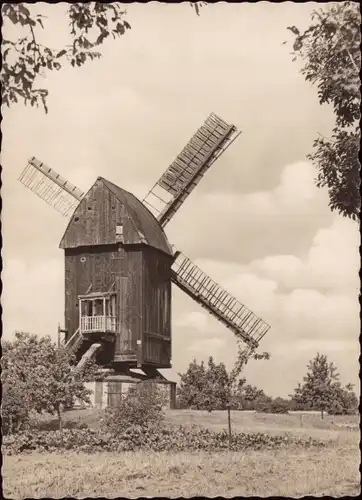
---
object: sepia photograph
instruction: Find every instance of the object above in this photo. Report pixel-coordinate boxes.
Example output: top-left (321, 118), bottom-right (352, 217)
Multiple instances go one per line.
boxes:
top-left (1, 1), bottom-right (360, 498)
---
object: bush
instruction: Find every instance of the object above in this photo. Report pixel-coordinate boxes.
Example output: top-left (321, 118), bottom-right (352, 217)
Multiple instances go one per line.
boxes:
top-left (2, 425), bottom-right (326, 456)
top-left (267, 397), bottom-right (291, 414)
top-left (101, 381), bottom-right (166, 435)
top-left (3, 428), bottom-right (118, 455)
top-left (255, 397), bottom-right (292, 414)
top-left (1, 383), bottom-right (31, 435)
top-left (29, 417), bottom-right (89, 432)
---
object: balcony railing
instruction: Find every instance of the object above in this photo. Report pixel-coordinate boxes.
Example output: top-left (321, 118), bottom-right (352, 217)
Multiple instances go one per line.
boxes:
top-left (80, 315), bottom-right (117, 334)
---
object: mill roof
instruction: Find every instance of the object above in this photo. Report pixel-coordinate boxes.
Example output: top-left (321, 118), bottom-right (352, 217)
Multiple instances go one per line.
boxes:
top-left (101, 178), bottom-right (174, 256)
top-left (61, 176), bottom-right (173, 255)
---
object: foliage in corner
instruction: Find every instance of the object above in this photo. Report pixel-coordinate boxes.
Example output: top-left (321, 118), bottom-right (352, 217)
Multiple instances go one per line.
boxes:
top-left (2, 2), bottom-right (206, 113)
top-left (189, 1), bottom-right (208, 17)
top-left (1, 2), bottom-right (131, 112)
top-left (287, 2), bottom-right (361, 221)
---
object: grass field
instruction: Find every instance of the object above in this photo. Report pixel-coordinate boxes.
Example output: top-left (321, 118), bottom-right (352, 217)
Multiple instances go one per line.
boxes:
top-left (3, 410), bottom-right (360, 498)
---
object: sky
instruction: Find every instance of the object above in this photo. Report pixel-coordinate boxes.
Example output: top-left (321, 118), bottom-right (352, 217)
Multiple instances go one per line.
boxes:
top-left (2, 2), bottom-right (360, 397)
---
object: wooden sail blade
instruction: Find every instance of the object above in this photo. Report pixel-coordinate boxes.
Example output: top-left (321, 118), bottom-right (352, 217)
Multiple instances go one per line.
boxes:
top-left (171, 251), bottom-right (271, 349)
top-left (142, 113), bottom-right (240, 227)
top-left (18, 157), bottom-right (84, 217)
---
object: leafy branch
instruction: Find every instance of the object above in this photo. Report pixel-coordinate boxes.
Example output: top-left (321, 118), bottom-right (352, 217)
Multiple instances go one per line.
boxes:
top-left (286, 2), bottom-right (361, 221)
top-left (1, 2), bottom-right (131, 113)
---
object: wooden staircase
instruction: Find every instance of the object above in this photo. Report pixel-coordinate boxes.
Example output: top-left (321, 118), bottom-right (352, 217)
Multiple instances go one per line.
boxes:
top-left (62, 328), bottom-right (83, 354)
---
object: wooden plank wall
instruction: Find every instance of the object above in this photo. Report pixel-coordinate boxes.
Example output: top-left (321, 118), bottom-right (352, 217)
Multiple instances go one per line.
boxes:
top-left (64, 235), bottom-right (172, 368)
top-left (64, 245), bottom-right (119, 341)
top-left (142, 247), bottom-right (172, 367)
top-left (65, 245), bottom-right (144, 363)
top-left (114, 249), bottom-right (142, 359)
top-left (142, 247), bottom-right (171, 337)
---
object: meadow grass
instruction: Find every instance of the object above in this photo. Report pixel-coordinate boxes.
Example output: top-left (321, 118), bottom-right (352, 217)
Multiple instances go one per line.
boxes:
top-left (3, 444), bottom-right (360, 498)
top-left (3, 410), bottom-right (360, 498)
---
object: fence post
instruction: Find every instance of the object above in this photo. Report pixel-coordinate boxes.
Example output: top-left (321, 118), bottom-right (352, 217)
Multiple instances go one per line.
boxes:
top-left (169, 382), bottom-right (177, 409)
top-left (95, 380), bottom-right (104, 409)
top-left (226, 403), bottom-right (232, 448)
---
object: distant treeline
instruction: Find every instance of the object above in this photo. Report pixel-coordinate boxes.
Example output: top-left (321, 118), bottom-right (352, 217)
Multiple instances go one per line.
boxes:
top-left (177, 355), bottom-right (358, 417)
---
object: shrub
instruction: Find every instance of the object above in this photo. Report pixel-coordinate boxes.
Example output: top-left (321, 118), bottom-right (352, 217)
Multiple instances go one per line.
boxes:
top-left (29, 417), bottom-right (89, 432)
top-left (268, 397), bottom-right (291, 414)
top-left (101, 381), bottom-right (166, 435)
top-left (2, 425), bottom-right (326, 456)
top-left (1, 383), bottom-right (31, 435)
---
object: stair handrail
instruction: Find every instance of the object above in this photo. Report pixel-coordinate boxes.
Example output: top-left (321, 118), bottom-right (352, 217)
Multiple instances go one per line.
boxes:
top-left (64, 327), bottom-right (80, 349)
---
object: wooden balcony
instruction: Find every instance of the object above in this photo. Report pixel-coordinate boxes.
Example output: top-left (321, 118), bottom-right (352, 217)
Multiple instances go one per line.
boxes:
top-left (80, 315), bottom-right (116, 334)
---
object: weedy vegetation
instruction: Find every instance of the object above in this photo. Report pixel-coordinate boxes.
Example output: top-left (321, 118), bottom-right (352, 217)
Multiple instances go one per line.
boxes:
top-left (2, 336), bottom-right (360, 498)
top-left (2, 383), bottom-right (360, 498)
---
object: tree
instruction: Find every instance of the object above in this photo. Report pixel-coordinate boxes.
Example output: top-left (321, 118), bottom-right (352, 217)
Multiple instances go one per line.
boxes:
top-left (177, 359), bottom-right (207, 410)
top-left (290, 352), bottom-right (355, 419)
top-left (287, 2), bottom-right (361, 221)
top-left (177, 350), bottom-right (270, 411)
top-left (1, 370), bottom-right (31, 434)
top-left (266, 397), bottom-right (292, 414)
top-left (1, 2), bottom-right (202, 113)
top-left (1, 332), bottom-right (98, 433)
top-left (177, 357), bottom-right (230, 410)
top-left (230, 345), bottom-right (270, 388)
top-left (232, 380), bottom-right (269, 410)
top-left (328, 382), bottom-right (359, 415)
top-left (203, 357), bottom-right (231, 411)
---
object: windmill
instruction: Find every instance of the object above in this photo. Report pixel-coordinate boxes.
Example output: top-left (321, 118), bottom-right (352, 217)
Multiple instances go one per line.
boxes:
top-left (18, 113), bottom-right (271, 405)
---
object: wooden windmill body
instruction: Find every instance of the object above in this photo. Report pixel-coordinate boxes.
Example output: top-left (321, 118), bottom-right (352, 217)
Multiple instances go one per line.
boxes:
top-left (19, 113), bottom-right (271, 388)
top-left (60, 178), bottom-right (174, 371)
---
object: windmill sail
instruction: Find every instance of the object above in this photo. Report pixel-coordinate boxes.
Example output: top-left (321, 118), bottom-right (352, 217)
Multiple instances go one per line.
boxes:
top-left (171, 251), bottom-right (270, 349)
top-left (142, 113), bottom-right (240, 228)
top-left (19, 157), bottom-right (84, 217)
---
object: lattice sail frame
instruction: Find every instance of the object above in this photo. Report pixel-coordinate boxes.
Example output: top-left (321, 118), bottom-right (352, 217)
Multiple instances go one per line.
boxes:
top-left (142, 113), bottom-right (241, 227)
top-left (19, 157), bottom-right (84, 217)
top-left (171, 252), bottom-right (270, 348)
top-left (18, 113), bottom-right (271, 351)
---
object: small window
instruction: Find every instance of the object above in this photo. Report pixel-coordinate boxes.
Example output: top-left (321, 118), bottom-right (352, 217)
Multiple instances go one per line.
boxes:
top-left (74, 216), bottom-right (79, 222)
top-left (80, 256), bottom-right (86, 263)
top-left (116, 224), bottom-right (124, 242)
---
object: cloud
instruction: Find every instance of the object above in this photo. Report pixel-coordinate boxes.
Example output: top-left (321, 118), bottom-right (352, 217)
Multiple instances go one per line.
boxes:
top-left (250, 217), bottom-right (360, 293)
top-left (166, 161), bottom-right (334, 263)
top-left (174, 311), bottom-right (209, 332)
top-left (188, 337), bottom-right (226, 354)
top-left (170, 214), bottom-right (359, 396)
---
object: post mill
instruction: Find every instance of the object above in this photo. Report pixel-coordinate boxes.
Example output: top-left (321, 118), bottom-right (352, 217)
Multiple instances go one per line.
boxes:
top-left (18, 113), bottom-right (271, 407)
